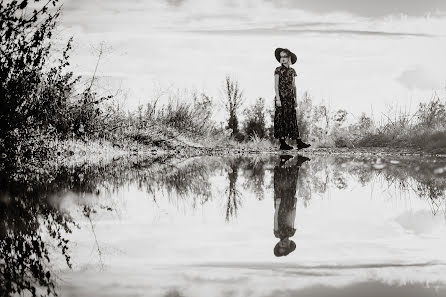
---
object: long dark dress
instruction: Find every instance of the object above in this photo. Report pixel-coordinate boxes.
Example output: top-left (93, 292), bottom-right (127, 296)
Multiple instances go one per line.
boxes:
top-left (273, 155), bottom-right (299, 240)
top-left (274, 65), bottom-right (300, 140)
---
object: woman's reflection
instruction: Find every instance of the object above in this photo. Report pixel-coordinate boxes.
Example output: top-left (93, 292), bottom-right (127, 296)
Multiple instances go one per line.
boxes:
top-left (273, 154), bottom-right (310, 257)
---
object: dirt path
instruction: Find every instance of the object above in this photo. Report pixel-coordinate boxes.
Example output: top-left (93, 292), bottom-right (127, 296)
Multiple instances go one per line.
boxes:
top-left (198, 146), bottom-right (446, 158)
top-left (53, 141), bottom-right (446, 168)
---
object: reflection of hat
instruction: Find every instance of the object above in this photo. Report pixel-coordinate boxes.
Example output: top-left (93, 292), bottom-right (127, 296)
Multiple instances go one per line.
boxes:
top-left (279, 154), bottom-right (294, 166)
top-left (274, 240), bottom-right (296, 257)
top-left (295, 155), bottom-right (311, 167)
top-left (275, 48), bottom-right (297, 64)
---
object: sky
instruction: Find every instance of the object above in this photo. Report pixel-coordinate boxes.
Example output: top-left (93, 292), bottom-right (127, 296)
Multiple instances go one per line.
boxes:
top-left (55, 0), bottom-right (446, 123)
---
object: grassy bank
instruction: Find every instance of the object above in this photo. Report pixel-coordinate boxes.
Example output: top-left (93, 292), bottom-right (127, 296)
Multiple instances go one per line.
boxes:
top-left (293, 93), bottom-right (446, 154)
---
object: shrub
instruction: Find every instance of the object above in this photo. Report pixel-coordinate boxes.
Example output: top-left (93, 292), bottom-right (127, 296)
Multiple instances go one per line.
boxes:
top-left (158, 91), bottom-right (214, 135)
top-left (243, 97), bottom-right (266, 139)
top-left (0, 1), bottom-right (117, 158)
top-left (0, 0), bottom-right (67, 156)
top-left (416, 95), bottom-right (446, 129)
top-left (295, 92), bottom-right (313, 139)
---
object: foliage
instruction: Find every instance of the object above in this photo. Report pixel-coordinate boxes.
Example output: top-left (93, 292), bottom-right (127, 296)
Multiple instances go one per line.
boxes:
top-left (1, 0), bottom-right (64, 157)
top-left (287, 91), bottom-right (446, 151)
top-left (0, 0), bottom-right (115, 160)
top-left (295, 92), bottom-right (313, 139)
top-left (416, 95), bottom-right (446, 129)
top-left (0, 161), bottom-right (76, 297)
top-left (243, 97), bottom-right (267, 139)
top-left (157, 90), bottom-right (214, 135)
top-left (123, 89), bottom-right (217, 146)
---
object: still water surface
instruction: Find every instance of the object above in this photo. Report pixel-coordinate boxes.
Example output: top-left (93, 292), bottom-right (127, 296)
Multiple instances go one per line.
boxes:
top-left (2, 154), bottom-right (446, 296)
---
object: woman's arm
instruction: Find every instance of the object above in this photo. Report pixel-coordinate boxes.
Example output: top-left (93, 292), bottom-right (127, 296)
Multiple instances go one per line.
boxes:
top-left (292, 75), bottom-right (297, 107)
top-left (274, 74), bottom-right (281, 107)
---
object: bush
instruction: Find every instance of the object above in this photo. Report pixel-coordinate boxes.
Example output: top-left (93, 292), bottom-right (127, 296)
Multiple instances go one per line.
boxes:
top-left (0, 0), bottom-right (66, 156)
top-left (127, 89), bottom-right (216, 139)
top-left (295, 92), bottom-right (313, 139)
top-left (417, 96), bottom-right (446, 129)
top-left (243, 97), bottom-right (266, 139)
top-left (158, 91), bottom-right (214, 136)
top-left (0, 1), bottom-right (118, 158)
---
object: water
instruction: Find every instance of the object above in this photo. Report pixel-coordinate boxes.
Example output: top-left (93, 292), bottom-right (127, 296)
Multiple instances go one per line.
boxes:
top-left (1, 154), bottom-right (446, 297)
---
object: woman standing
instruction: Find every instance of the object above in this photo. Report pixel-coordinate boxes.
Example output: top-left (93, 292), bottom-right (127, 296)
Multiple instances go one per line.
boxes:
top-left (274, 47), bottom-right (311, 150)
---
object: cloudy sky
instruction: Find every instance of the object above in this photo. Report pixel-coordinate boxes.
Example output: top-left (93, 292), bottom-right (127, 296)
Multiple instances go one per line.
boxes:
top-left (57, 0), bottom-right (446, 122)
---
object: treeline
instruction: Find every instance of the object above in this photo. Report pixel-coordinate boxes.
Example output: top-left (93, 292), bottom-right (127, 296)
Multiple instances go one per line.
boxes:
top-left (293, 92), bottom-right (446, 153)
top-left (217, 89), bottom-right (446, 153)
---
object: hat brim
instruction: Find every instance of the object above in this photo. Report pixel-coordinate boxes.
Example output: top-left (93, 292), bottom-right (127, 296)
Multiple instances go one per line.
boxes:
top-left (275, 48), bottom-right (297, 64)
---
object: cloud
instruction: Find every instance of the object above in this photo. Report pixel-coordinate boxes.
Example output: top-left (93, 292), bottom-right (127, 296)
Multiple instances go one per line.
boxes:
top-left (263, 281), bottom-right (446, 297)
top-left (184, 27), bottom-right (434, 37)
top-left (396, 66), bottom-right (445, 90)
top-left (58, 0), bottom-right (446, 38)
top-left (166, 0), bottom-right (187, 7)
top-left (266, 0), bottom-right (446, 17)
top-left (184, 12), bottom-right (250, 22)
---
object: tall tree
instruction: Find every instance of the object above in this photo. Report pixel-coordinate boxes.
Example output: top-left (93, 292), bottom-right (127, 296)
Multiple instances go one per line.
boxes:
top-left (221, 75), bottom-right (244, 136)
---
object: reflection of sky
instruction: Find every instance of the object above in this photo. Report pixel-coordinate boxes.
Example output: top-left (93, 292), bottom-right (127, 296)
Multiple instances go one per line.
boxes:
top-left (54, 156), bottom-right (446, 297)
top-left (55, 0), bottom-right (446, 123)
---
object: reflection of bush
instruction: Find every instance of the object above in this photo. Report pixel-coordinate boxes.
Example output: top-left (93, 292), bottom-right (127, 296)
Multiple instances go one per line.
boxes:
top-left (246, 155), bottom-right (446, 214)
top-left (143, 157), bottom-right (215, 208)
top-left (0, 162), bottom-right (77, 297)
top-left (330, 156), bottom-right (446, 214)
top-left (241, 157), bottom-right (267, 201)
top-left (0, 155), bottom-right (223, 296)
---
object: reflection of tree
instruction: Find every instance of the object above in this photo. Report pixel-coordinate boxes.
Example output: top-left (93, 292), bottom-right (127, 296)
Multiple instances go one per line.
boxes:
top-left (416, 181), bottom-right (445, 215)
top-left (224, 158), bottom-right (243, 222)
top-left (265, 155), bottom-right (446, 215)
top-left (0, 155), bottom-right (225, 297)
top-left (143, 158), bottom-right (214, 209)
top-left (0, 162), bottom-right (77, 297)
top-left (241, 156), bottom-right (266, 201)
top-left (82, 205), bottom-right (104, 269)
top-left (0, 158), bottom-right (141, 297)
top-left (291, 157), bottom-right (329, 207)
top-left (377, 160), bottom-right (446, 216)
top-left (323, 156), bottom-right (446, 216)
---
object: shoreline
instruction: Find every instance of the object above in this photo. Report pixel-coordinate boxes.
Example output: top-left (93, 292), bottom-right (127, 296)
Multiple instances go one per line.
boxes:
top-left (49, 139), bottom-right (446, 168)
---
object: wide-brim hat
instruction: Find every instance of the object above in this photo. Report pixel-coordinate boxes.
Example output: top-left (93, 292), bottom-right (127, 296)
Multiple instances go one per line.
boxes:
top-left (275, 48), bottom-right (297, 64)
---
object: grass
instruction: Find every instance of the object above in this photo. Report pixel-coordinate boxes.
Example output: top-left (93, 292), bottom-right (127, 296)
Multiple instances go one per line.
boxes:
top-left (224, 134), bottom-right (274, 150)
top-left (34, 93), bottom-right (446, 165)
top-left (407, 130), bottom-right (446, 154)
top-left (351, 126), bottom-right (446, 153)
top-left (52, 138), bottom-right (132, 166)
